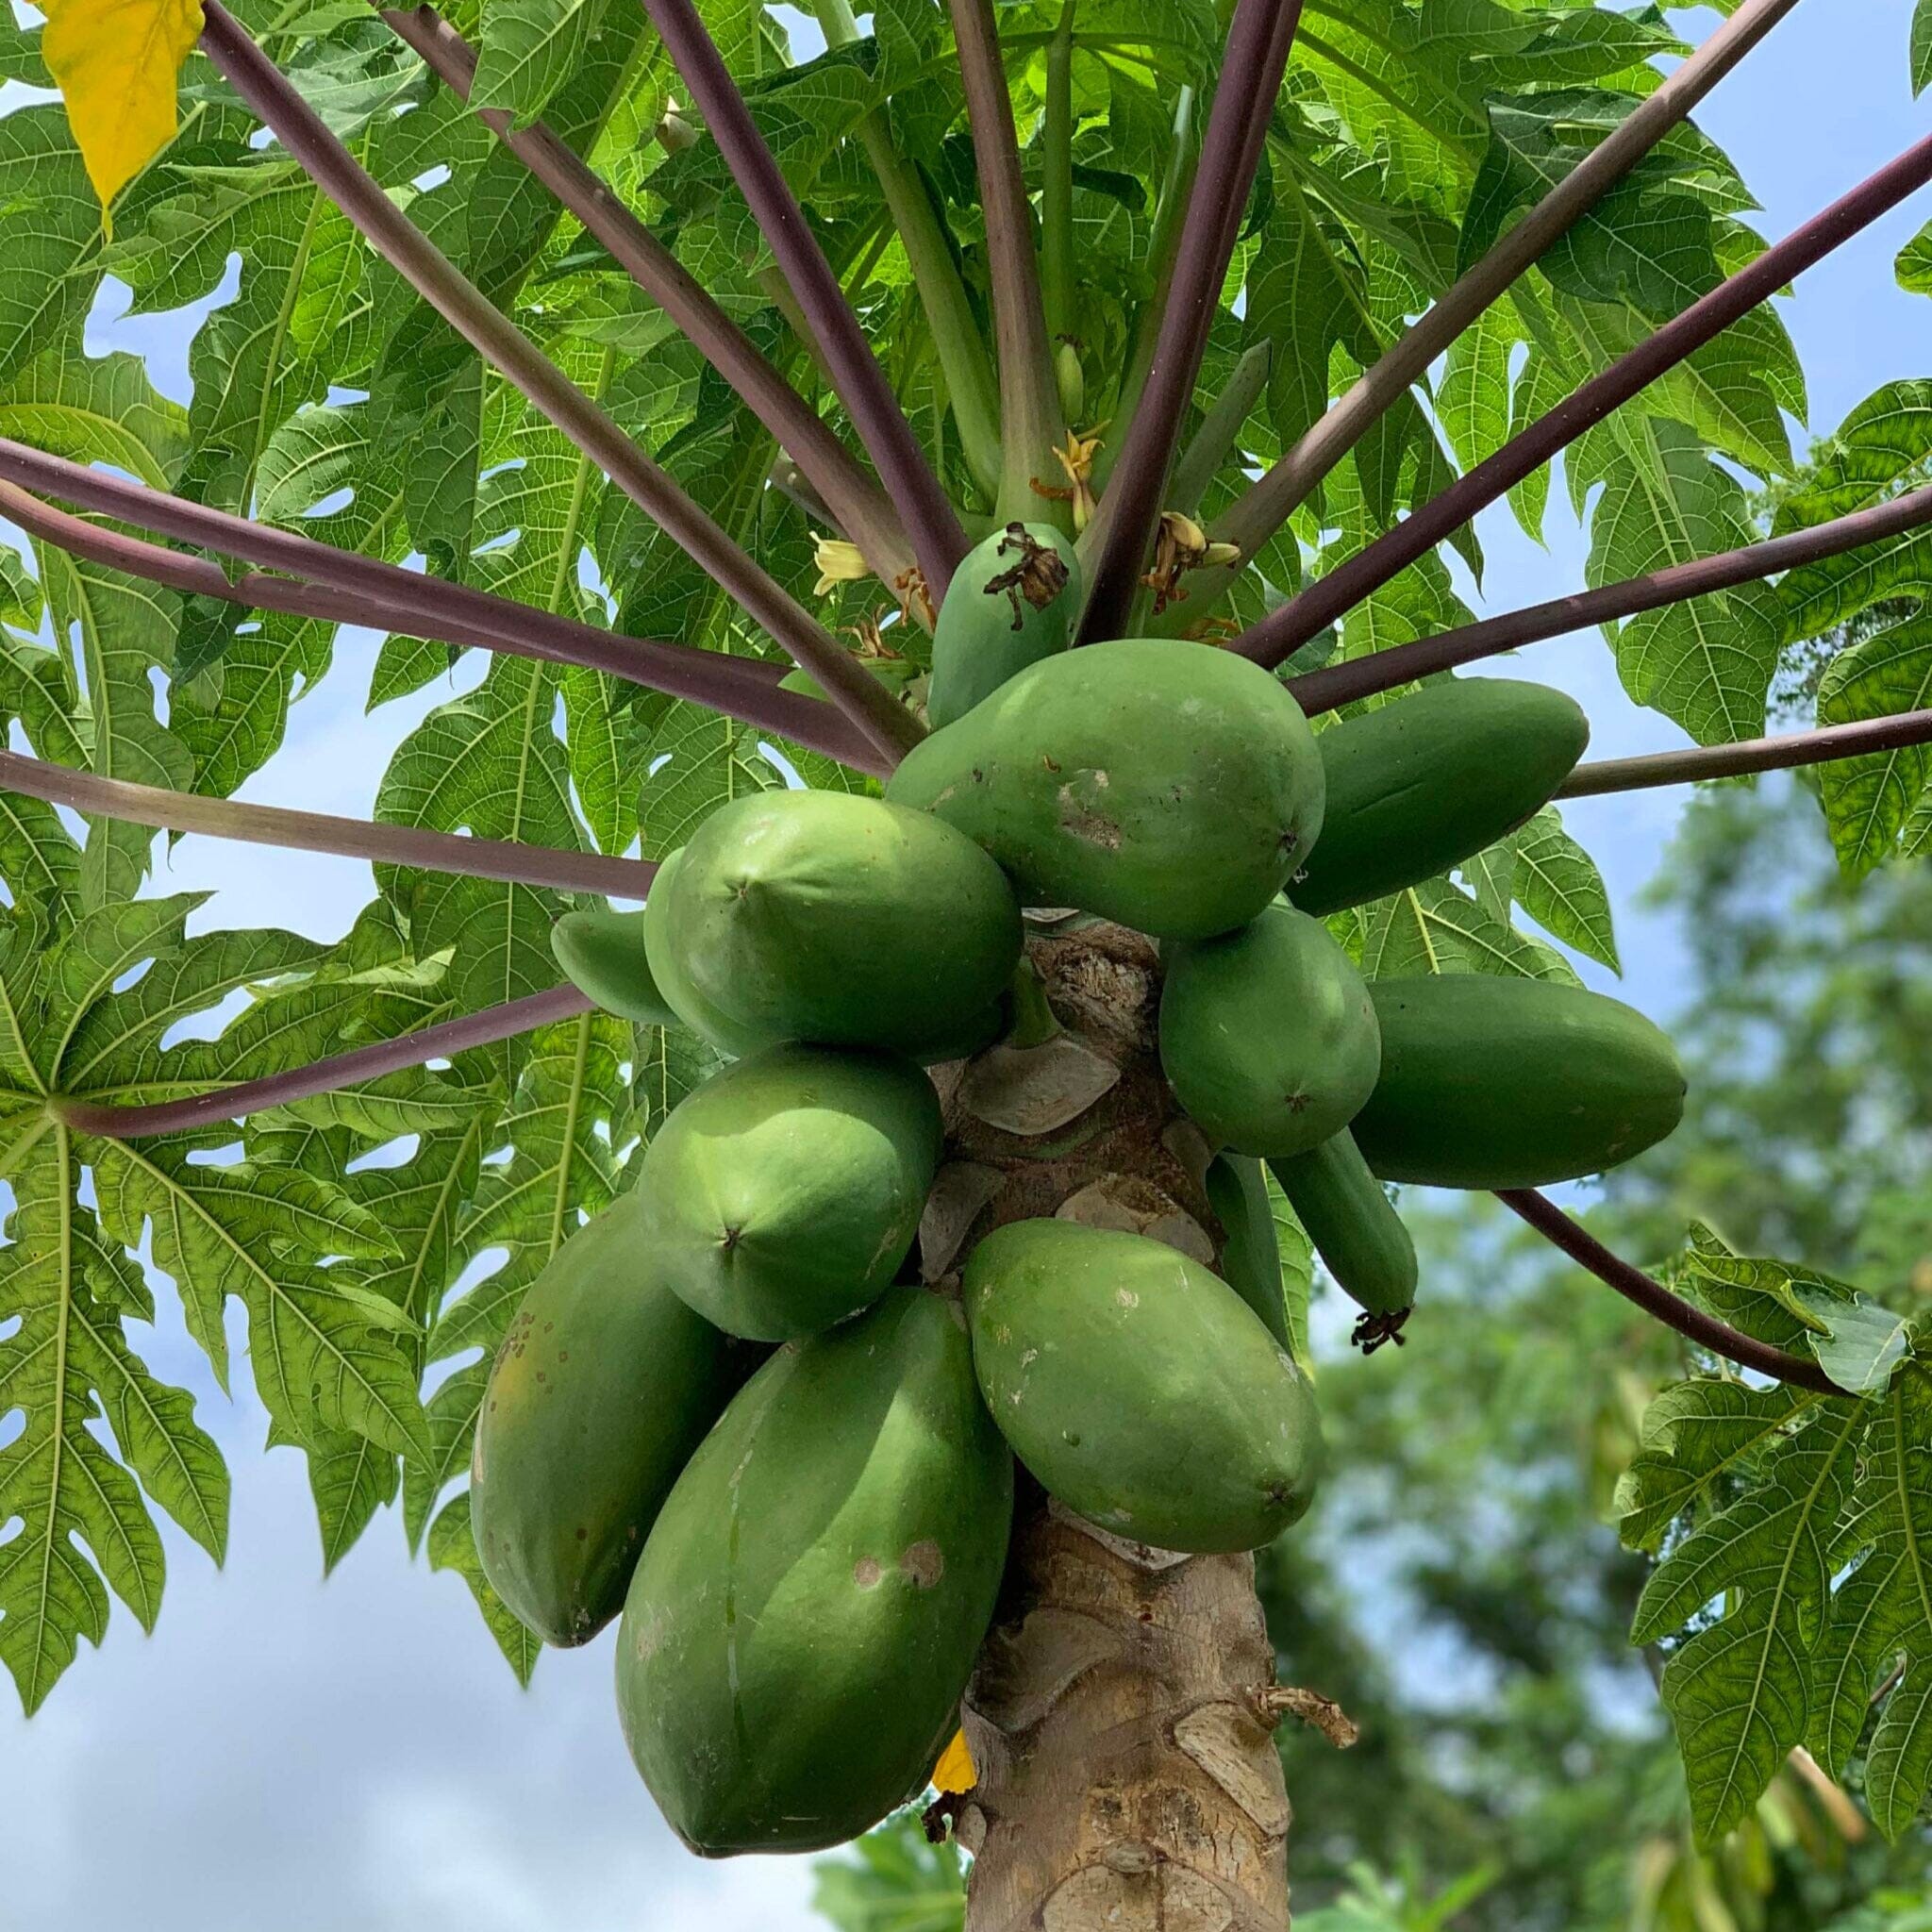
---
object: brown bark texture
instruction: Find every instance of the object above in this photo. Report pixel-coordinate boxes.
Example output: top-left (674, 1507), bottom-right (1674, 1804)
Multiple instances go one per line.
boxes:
top-left (928, 923), bottom-right (1294, 1932)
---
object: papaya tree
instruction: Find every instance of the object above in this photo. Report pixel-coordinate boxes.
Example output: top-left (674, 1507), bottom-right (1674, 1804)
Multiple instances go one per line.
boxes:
top-left (6, 0), bottom-right (1932, 1923)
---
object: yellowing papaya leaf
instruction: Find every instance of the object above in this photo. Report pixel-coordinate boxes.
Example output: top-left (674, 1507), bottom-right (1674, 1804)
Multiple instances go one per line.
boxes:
top-left (43, 0), bottom-right (203, 215)
top-left (931, 1728), bottom-right (976, 1795)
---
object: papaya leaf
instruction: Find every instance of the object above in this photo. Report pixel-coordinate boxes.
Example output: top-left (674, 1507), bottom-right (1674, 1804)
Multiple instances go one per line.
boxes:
top-left (1790, 1288), bottom-right (1912, 1397)
top-left (1808, 1365), bottom-right (1932, 1838)
top-left (1776, 381), bottom-right (1932, 642)
top-left (1508, 808), bottom-right (1620, 974)
top-left (41, 0), bottom-right (202, 213)
top-left (1674, 1222), bottom-right (1860, 1356)
top-left (1813, 615), bottom-right (1932, 878)
top-left (1574, 413), bottom-right (1783, 747)
top-left (1357, 875), bottom-right (1576, 984)
top-left (426, 1487), bottom-right (541, 1683)
top-left (812, 1810), bottom-right (966, 1932)
top-left (0, 825), bottom-right (448, 1708)
top-left (1614, 1377), bottom-right (1825, 1557)
top-left (0, 108), bottom-right (104, 390)
top-left (1632, 1399), bottom-right (1864, 1846)
top-left (1898, 217), bottom-right (1932, 297)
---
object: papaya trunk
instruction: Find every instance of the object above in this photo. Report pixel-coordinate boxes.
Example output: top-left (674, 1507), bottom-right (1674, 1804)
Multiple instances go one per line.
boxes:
top-left (958, 1504), bottom-right (1291, 1930)
top-left (932, 924), bottom-right (1293, 1930)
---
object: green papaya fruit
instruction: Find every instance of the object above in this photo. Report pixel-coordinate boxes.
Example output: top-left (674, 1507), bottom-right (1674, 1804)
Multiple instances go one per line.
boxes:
top-left (472, 1188), bottom-right (746, 1647)
top-left (1268, 1130), bottom-right (1417, 1350)
top-left (616, 1287), bottom-right (1013, 1856)
top-left (926, 521), bottom-right (1082, 728)
top-left (641, 846), bottom-right (769, 1058)
top-left (644, 790), bottom-right (1023, 1058)
top-left (1160, 903), bottom-right (1381, 1158)
top-left (1353, 975), bottom-right (1686, 1189)
top-left (886, 638), bottom-right (1326, 940)
top-left (1204, 1152), bottom-right (1291, 1351)
top-left (551, 905), bottom-right (679, 1028)
top-left (964, 1219), bottom-right (1321, 1552)
top-left (635, 1042), bottom-right (942, 1341)
top-left (1290, 679), bottom-right (1589, 916)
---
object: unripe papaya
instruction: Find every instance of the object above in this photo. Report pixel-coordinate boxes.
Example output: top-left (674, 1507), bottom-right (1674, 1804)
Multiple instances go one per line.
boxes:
top-left (964, 1219), bottom-right (1321, 1553)
top-left (472, 1189), bottom-right (747, 1647)
top-left (644, 790), bottom-right (1023, 1058)
top-left (886, 638), bottom-right (1325, 940)
top-left (616, 1287), bottom-right (1012, 1856)
top-left (635, 1043), bottom-right (942, 1341)
top-left (1353, 974), bottom-right (1685, 1188)
top-left (1160, 903), bottom-right (1380, 1158)
top-left (926, 521), bottom-right (1082, 729)
top-left (1205, 1152), bottom-right (1291, 1351)
top-left (1290, 679), bottom-right (1589, 916)
top-left (641, 846), bottom-right (768, 1058)
top-left (1269, 1130), bottom-right (1417, 1341)
top-left (551, 905), bottom-right (678, 1028)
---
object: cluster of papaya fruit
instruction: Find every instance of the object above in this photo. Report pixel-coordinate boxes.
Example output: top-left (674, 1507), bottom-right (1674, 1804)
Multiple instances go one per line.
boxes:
top-left (476, 521), bottom-right (1687, 1858)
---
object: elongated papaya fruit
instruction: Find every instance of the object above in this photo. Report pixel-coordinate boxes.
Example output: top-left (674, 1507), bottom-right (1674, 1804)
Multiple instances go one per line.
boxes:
top-left (1268, 1130), bottom-right (1417, 1351)
top-left (926, 521), bottom-right (1081, 728)
top-left (551, 906), bottom-right (678, 1028)
top-left (1205, 1152), bottom-right (1292, 1352)
top-left (1353, 974), bottom-right (1685, 1188)
top-left (644, 790), bottom-right (1023, 1058)
top-left (472, 1188), bottom-right (748, 1647)
top-left (1290, 678), bottom-right (1589, 916)
top-left (635, 1042), bottom-right (942, 1341)
top-left (886, 638), bottom-right (1325, 940)
top-left (617, 1287), bottom-right (1013, 1856)
top-left (964, 1219), bottom-right (1321, 1552)
top-left (1160, 903), bottom-right (1381, 1158)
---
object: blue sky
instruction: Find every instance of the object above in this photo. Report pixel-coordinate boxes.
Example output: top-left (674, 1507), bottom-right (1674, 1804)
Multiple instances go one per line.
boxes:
top-left (2, 6), bottom-right (1929, 1927)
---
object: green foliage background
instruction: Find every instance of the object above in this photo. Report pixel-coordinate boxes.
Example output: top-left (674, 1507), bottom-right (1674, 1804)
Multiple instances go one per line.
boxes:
top-left (5, 0), bottom-right (1932, 1911)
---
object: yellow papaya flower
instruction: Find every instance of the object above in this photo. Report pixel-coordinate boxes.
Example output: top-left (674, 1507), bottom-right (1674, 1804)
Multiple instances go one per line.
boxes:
top-left (811, 534), bottom-right (869, 599)
top-left (1142, 510), bottom-right (1241, 614)
top-left (1032, 425), bottom-right (1108, 532)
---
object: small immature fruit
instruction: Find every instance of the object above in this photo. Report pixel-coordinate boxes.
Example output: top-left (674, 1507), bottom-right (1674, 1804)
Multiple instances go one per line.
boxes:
top-left (551, 905), bottom-right (678, 1028)
top-left (1269, 1131), bottom-right (1417, 1350)
top-left (964, 1219), bottom-right (1321, 1553)
top-left (1160, 903), bottom-right (1381, 1158)
top-left (617, 1287), bottom-right (1013, 1857)
top-left (472, 1189), bottom-right (747, 1647)
top-left (644, 790), bottom-right (1023, 1058)
top-left (887, 637), bottom-right (1326, 939)
top-left (1055, 339), bottom-right (1085, 421)
top-left (1354, 974), bottom-right (1686, 1189)
top-left (635, 1043), bottom-right (942, 1341)
top-left (1205, 1152), bottom-right (1292, 1351)
top-left (926, 521), bottom-right (1082, 729)
top-left (1290, 678), bottom-right (1590, 916)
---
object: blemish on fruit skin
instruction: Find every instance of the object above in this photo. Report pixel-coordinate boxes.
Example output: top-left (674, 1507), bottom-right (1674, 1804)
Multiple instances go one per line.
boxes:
top-left (854, 1557), bottom-right (883, 1590)
top-left (1116, 1288), bottom-right (1139, 1308)
top-left (900, 1541), bottom-right (944, 1588)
